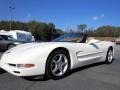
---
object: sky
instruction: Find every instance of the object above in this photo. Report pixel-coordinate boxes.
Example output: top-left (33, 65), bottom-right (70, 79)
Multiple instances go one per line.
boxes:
top-left (0, 0), bottom-right (120, 30)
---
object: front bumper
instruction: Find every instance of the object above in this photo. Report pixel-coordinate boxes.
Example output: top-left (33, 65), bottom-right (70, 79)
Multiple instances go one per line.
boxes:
top-left (0, 46), bottom-right (49, 77)
top-left (0, 62), bottom-right (43, 76)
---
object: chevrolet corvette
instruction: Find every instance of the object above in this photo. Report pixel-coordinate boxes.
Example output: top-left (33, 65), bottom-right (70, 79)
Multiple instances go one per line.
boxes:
top-left (0, 33), bottom-right (115, 80)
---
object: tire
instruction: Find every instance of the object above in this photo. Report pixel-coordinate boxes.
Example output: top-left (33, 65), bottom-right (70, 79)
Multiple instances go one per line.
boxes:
top-left (8, 44), bottom-right (15, 50)
top-left (45, 50), bottom-right (70, 80)
top-left (105, 48), bottom-right (113, 64)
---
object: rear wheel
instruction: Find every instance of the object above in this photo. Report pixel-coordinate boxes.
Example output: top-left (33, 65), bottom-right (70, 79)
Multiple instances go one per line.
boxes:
top-left (8, 44), bottom-right (15, 50)
top-left (46, 50), bottom-right (70, 80)
top-left (105, 48), bottom-right (113, 64)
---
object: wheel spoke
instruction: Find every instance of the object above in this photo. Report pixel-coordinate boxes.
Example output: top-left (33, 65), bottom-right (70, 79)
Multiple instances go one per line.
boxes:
top-left (52, 65), bottom-right (58, 73)
top-left (108, 56), bottom-right (110, 61)
top-left (108, 50), bottom-right (113, 62)
top-left (52, 60), bottom-right (57, 64)
top-left (62, 61), bottom-right (67, 67)
top-left (59, 65), bottom-right (63, 73)
top-left (57, 54), bottom-right (63, 63)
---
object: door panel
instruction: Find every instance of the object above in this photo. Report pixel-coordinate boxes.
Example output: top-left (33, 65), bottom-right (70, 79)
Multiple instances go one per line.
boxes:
top-left (76, 43), bottom-right (103, 64)
top-left (0, 40), bottom-right (8, 50)
top-left (0, 37), bottom-right (4, 50)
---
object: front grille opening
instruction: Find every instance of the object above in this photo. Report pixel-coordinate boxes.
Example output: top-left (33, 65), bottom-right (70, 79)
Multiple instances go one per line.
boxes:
top-left (8, 63), bottom-right (16, 67)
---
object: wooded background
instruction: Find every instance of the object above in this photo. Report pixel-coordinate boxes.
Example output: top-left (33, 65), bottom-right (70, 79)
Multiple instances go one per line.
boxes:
top-left (0, 21), bottom-right (120, 41)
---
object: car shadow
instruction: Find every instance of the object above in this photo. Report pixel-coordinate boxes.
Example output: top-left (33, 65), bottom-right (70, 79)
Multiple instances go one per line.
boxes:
top-left (68, 58), bottom-right (115, 77)
top-left (23, 60), bottom-right (116, 81)
top-left (24, 62), bottom-right (105, 81)
top-left (70, 62), bottom-right (105, 74)
top-left (0, 68), bottom-right (6, 74)
top-left (22, 75), bottom-right (49, 81)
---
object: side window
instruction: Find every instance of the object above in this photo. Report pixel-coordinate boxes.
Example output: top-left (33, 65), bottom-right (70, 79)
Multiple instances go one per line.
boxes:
top-left (17, 33), bottom-right (26, 41)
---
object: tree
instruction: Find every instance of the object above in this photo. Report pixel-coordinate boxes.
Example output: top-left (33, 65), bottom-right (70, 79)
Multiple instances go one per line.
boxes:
top-left (65, 27), bottom-right (75, 33)
top-left (27, 21), bottom-right (51, 41)
top-left (77, 24), bottom-right (87, 33)
top-left (0, 21), bottom-right (10, 30)
top-left (1, 20), bottom-right (120, 39)
top-left (48, 23), bottom-right (55, 40)
top-left (95, 25), bottom-right (120, 37)
top-left (0, 20), bottom-right (64, 41)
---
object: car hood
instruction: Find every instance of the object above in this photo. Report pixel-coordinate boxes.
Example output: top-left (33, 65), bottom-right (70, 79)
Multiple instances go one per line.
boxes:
top-left (5, 42), bottom-right (71, 55)
top-left (1, 42), bottom-right (71, 63)
top-left (1, 42), bottom-right (57, 63)
top-left (5, 42), bottom-right (54, 53)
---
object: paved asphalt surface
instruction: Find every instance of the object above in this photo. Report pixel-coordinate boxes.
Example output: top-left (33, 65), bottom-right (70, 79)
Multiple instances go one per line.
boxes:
top-left (0, 45), bottom-right (120, 90)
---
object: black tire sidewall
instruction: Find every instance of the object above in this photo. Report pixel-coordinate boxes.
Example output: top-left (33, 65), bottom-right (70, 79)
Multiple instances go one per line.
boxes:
top-left (45, 50), bottom-right (70, 80)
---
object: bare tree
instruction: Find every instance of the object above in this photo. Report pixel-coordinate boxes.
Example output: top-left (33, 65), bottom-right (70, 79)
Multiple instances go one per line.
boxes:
top-left (77, 24), bottom-right (87, 33)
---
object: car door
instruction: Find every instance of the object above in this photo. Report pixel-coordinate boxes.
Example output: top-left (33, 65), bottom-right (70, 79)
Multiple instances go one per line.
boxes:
top-left (75, 42), bottom-right (103, 65)
top-left (0, 36), bottom-right (4, 50)
top-left (0, 36), bottom-right (7, 50)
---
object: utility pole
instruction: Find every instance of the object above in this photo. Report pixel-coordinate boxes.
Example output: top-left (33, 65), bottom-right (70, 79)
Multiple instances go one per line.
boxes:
top-left (52, 27), bottom-right (53, 40)
top-left (9, 1), bottom-right (15, 30)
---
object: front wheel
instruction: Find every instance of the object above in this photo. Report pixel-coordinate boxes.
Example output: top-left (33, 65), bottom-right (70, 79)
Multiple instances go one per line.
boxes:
top-left (105, 48), bottom-right (113, 64)
top-left (45, 50), bottom-right (70, 80)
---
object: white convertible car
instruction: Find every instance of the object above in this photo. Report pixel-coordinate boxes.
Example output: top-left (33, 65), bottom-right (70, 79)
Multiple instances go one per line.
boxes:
top-left (0, 33), bottom-right (115, 80)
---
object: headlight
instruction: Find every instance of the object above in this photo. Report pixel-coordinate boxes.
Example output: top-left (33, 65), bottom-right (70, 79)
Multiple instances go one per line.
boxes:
top-left (17, 64), bottom-right (35, 68)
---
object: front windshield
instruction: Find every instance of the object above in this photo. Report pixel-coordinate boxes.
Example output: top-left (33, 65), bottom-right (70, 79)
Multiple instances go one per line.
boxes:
top-left (1, 35), bottom-right (16, 41)
top-left (53, 33), bottom-right (83, 42)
